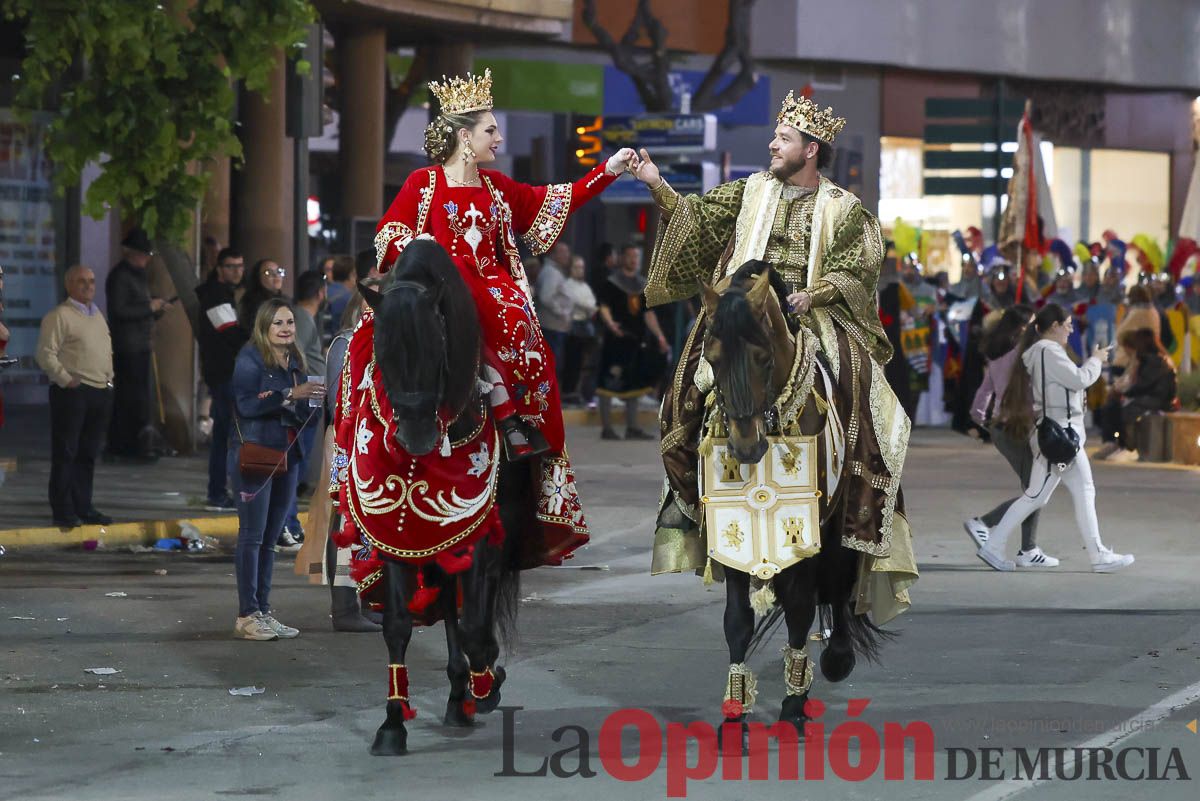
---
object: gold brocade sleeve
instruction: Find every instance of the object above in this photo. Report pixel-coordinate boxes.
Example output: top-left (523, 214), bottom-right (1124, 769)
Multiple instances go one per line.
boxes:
top-left (650, 179), bottom-right (679, 216)
top-left (646, 178), bottom-right (745, 307)
top-left (813, 202), bottom-right (893, 365)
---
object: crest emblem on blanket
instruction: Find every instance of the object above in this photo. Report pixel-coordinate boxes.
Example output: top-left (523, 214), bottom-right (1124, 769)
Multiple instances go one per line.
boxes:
top-left (702, 436), bottom-right (822, 580)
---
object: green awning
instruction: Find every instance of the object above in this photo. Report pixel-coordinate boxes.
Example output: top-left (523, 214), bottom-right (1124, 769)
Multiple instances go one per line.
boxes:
top-left (387, 55), bottom-right (603, 115)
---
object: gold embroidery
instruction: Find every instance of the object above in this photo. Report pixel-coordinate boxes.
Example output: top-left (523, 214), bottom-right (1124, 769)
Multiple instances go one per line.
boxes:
top-left (521, 182), bottom-right (572, 255)
top-left (374, 221), bottom-right (414, 271)
top-left (722, 521), bottom-right (745, 549)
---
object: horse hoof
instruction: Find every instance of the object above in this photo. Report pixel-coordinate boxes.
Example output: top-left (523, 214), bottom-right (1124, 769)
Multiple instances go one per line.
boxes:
top-left (820, 645), bottom-right (855, 683)
top-left (779, 694), bottom-right (810, 739)
top-left (475, 666), bottom-right (506, 715)
top-left (443, 698), bottom-right (478, 728)
top-left (370, 725), bottom-right (408, 756)
top-left (716, 716), bottom-right (749, 750)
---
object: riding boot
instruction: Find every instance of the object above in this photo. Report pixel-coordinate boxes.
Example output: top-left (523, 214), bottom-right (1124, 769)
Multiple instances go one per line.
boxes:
top-left (498, 415), bottom-right (550, 462)
top-left (332, 586), bottom-right (381, 632)
top-left (328, 538), bottom-right (380, 632)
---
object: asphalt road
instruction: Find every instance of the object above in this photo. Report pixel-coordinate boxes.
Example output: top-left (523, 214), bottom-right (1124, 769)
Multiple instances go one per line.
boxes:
top-left (2, 427), bottom-right (1199, 801)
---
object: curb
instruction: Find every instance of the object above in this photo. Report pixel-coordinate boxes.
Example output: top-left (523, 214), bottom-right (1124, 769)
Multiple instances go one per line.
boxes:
top-left (0, 515), bottom-right (240, 551)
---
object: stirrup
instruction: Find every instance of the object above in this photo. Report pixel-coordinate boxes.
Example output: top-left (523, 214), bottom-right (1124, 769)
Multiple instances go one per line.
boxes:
top-left (498, 416), bottom-right (549, 462)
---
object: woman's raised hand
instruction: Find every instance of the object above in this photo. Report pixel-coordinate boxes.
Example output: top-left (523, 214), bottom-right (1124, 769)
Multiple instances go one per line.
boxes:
top-left (291, 381), bottom-right (326, 401)
top-left (605, 147), bottom-right (637, 176)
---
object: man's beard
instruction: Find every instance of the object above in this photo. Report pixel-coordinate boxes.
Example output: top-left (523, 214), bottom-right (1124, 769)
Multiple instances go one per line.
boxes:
top-left (770, 152), bottom-right (807, 181)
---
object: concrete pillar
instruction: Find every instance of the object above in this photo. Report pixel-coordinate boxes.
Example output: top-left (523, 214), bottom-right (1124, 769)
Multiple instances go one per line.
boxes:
top-left (234, 55), bottom-right (294, 291)
top-left (338, 26), bottom-right (387, 220)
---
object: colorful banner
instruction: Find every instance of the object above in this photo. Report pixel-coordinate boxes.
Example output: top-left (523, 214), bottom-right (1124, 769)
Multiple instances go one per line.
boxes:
top-left (0, 110), bottom-right (58, 392)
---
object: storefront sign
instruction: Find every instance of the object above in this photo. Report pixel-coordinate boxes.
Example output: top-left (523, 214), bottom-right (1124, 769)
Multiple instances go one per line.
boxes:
top-left (602, 66), bottom-right (770, 126)
top-left (601, 114), bottom-right (717, 154)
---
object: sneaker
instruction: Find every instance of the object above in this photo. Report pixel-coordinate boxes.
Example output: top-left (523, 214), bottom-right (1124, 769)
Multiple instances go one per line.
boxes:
top-left (205, 494), bottom-right (236, 512)
top-left (1108, 448), bottom-right (1139, 463)
top-left (277, 528), bottom-right (301, 550)
top-left (1015, 547), bottom-right (1060, 568)
top-left (1091, 548), bottom-right (1135, 573)
top-left (977, 544), bottom-right (1015, 572)
top-left (258, 612), bottom-right (299, 639)
top-left (1093, 441), bottom-right (1120, 461)
top-left (624, 428), bottom-right (656, 441)
top-left (600, 427), bottom-right (621, 441)
top-left (962, 517), bottom-right (990, 548)
top-left (234, 614), bottom-right (278, 641)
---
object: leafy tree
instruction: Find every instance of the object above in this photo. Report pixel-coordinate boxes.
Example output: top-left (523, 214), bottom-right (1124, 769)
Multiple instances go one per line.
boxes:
top-left (3, 0), bottom-right (315, 243)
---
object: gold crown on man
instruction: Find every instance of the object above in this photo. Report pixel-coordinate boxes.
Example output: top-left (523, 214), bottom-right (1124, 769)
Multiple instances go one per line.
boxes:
top-left (429, 68), bottom-right (494, 116)
top-left (777, 91), bottom-right (846, 144)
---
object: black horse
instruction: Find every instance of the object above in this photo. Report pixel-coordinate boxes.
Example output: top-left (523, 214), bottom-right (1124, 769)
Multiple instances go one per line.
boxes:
top-left (356, 239), bottom-right (534, 755)
top-left (700, 261), bottom-right (890, 736)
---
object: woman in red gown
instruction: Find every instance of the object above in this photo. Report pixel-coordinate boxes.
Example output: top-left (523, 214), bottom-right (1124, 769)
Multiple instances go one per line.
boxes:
top-left (372, 69), bottom-right (635, 564)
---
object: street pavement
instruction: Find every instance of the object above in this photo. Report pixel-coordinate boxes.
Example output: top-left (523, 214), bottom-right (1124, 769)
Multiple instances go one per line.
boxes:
top-left (2, 426), bottom-right (1200, 801)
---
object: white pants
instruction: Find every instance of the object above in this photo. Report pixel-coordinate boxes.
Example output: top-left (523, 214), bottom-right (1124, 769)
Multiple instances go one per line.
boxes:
top-left (987, 430), bottom-right (1104, 558)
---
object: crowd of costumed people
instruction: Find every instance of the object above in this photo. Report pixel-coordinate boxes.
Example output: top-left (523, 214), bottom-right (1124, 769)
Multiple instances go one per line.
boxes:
top-left (878, 221), bottom-right (1200, 455)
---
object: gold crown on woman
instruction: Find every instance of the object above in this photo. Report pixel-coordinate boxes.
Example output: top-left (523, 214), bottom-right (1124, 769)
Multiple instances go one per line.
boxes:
top-left (777, 92), bottom-right (846, 144)
top-left (428, 68), bottom-right (494, 115)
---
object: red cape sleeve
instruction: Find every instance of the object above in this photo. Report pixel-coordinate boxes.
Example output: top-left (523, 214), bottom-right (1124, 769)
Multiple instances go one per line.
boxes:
top-left (376, 168), bottom-right (436, 272)
top-left (493, 163), bottom-right (618, 255)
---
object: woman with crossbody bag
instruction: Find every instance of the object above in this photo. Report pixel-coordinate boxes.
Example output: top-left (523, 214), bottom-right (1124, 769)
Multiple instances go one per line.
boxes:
top-left (977, 304), bottom-right (1134, 573)
top-left (231, 298), bottom-right (325, 640)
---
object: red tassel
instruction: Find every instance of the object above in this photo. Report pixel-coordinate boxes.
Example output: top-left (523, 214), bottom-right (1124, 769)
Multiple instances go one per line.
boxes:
top-left (469, 668), bottom-right (495, 699)
top-left (461, 698), bottom-right (477, 717)
top-left (721, 699), bottom-right (744, 719)
top-left (402, 701), bottom-right (417, 720)
top-left (486, 510), bottom-right (505, 546)
top-left (407, 571), bottom-right (440, 614)
top-left (434, 545), bottom-right (474, 575)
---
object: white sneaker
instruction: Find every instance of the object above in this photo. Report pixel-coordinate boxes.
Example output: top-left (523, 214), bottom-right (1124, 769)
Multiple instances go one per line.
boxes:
top-left (277, 528), bottom-right (301, 550)
top-left (963, 517), bottom-right (990, 548)
top-left (1015, 547), bottom-right (1060, 568)
top-left (977, 544), bottom-right (1015, 572)
top-left (1108, 449), bottom-right (1139, 463)
top-left (1091, 548), bottom-right (1135, 573)
top-left (234, 614), bottom-right (278, 641)
top-left (1093, 441), bottom-right (1120, 461)
top-left (258, 612), bottom-right (299, 639)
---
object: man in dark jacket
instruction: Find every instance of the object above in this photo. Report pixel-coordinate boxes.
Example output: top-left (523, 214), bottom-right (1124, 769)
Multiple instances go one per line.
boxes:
top-left (105, 228), bottom-right (169, 459)
top-left (196, 246), bottom-right (247, 508)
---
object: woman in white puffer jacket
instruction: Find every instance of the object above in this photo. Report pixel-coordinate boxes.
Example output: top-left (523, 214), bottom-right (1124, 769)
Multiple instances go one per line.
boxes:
top-left (977, 303), bottom-right (1135, 573)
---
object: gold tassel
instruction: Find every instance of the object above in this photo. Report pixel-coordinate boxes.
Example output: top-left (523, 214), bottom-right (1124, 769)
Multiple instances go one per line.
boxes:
top-left (749, 580), bottom-right (776, 616)
top-left (812, 388), bottom-right (828, 414)
top-left (699, 435), bottom-right (714, 458)
top-left (702, 557), bottom-right (714, 586)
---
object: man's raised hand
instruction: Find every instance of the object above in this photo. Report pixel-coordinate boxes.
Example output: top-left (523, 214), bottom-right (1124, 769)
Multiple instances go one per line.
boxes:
top-left (630, 148), bottom-right (662, 187)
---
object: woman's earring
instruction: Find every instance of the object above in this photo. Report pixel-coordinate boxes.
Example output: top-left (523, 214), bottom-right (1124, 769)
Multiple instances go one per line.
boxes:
top-left (462, 140), bottom-right (476, 163)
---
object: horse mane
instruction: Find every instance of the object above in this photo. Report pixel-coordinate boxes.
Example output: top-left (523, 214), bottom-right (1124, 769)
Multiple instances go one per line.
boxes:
top-left (376, 239), bottom-right (481, 417)
top-left (709, 260), bottom-right (777, 418)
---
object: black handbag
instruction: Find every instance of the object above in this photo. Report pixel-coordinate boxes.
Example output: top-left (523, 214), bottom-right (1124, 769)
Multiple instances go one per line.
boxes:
top-left (1035, 349), bottom-right (1080, 465)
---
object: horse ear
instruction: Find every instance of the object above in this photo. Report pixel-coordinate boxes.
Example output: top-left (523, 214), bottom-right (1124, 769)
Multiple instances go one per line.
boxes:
top-left (746, 270), bottom-right (771, 307)
top-left (700, 281), bottom-right (721, 316)
top-left (358, 282), bottom-right (383, 311)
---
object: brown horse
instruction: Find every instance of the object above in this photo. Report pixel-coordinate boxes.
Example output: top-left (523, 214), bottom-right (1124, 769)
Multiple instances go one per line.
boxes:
top-left (698, 259), bottom-right (890, 737)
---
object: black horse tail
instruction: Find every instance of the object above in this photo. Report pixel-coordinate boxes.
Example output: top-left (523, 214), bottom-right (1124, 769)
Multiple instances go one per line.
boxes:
top-left (818, 599), bottom-right (895, 667)
top-left (494, 522), bottom-right (522, 653)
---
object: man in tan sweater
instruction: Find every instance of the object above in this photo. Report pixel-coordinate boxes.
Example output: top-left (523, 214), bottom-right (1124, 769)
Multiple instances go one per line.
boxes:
top-left (36, 265), bottom-right (114, 528)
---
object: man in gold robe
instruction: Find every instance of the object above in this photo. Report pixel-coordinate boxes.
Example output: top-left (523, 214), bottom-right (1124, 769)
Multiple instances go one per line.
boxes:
top-left (629, 93), bottom-right (916, 624)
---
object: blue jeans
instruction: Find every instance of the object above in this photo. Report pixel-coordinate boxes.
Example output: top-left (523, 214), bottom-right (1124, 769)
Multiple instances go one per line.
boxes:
top-left (285, 420), bottom-right (319, 535)
top-left (207, 381), bottom-right (233, 502)
top-left (232, 444), bottom-right (300, 617)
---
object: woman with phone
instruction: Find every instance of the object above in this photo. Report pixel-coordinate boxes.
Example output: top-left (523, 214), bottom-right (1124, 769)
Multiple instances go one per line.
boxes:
top-left (976, 304), bottom-right (1135, 573)
top-left (230, 298), bottom-right (325, 640)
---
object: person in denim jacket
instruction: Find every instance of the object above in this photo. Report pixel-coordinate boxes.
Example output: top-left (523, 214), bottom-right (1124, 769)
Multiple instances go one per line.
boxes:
top-left (230, 298), bottom-right (325, 640)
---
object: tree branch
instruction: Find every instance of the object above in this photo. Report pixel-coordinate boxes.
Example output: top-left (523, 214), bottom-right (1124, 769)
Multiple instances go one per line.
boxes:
top-left (384, 45), bottom-right (430, 149)
top-left (691, 0), bottom-right (757, 113)
top-left (581, 0), bottom-right (672, 112)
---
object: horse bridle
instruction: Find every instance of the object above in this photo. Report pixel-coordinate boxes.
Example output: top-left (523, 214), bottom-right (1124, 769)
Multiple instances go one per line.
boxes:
top-left (384, 279), bottom-right (448, 418)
